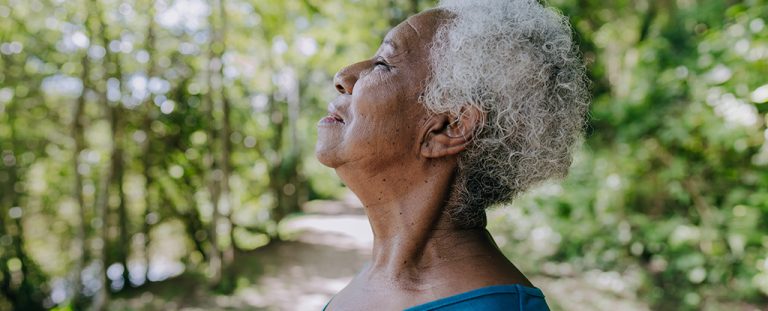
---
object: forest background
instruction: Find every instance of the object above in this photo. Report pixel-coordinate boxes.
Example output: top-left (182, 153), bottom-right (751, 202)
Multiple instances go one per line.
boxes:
top-left (1, 0), bottom-right (767, 310)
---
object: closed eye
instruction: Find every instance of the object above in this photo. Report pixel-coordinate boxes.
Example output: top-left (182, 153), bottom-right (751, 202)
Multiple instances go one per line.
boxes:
top-left (374, 57), bottom-right (391, 70)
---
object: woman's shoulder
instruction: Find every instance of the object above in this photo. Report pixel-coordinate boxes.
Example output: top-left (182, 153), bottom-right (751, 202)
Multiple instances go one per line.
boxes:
top-left (404, 284), bottom-right (550, 311)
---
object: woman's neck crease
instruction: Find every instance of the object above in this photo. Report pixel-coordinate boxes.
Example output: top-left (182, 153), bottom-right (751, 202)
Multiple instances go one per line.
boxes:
top-left (338, 159), bottom-right (488, 288)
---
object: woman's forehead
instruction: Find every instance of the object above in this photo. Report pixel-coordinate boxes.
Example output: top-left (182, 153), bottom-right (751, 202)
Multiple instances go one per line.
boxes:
top-left (381, 22), bottom-right (417, 52)
top-left (380, 10), bottom-right (444, 54)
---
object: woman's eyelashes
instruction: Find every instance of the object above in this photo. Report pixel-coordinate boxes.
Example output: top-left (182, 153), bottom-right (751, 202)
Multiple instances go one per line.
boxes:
top-left (374, 57), bottom-right (392, 70)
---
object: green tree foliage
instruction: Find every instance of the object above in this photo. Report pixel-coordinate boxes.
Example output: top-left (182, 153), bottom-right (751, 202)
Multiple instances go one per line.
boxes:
top-left (0, 0), bottom-right (766, 310)
top-left (0, 0), bottom-right (430, 309)
top-left (489, 0), bottom-right (768, 309)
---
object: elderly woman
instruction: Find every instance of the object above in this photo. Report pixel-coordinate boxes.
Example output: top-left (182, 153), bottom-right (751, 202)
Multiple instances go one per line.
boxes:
top-left (315, 0), bottom-right (588, 310)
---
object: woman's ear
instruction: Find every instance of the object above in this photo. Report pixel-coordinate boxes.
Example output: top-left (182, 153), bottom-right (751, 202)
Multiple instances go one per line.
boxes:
top-left (420, 105), bottom-right (485, 158)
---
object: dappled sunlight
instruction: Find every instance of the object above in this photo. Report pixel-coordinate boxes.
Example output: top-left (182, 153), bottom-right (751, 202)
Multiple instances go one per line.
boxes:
top-left (106, 199), bottom-right (372, 310)
top-left (2, 0), bottom-right (767, 309)
top-left (282, 215), bottom-right (372, 251)
top-left (236, 274), bottom-right (351, 310)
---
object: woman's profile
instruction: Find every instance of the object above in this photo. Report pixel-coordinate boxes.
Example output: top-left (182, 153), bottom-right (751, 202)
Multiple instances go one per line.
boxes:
top-left (315, 0), bottom-right (589, 309)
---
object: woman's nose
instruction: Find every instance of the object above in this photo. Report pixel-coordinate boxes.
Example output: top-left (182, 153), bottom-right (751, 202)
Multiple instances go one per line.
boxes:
top-left (333, 62), bottom-right (361, 95)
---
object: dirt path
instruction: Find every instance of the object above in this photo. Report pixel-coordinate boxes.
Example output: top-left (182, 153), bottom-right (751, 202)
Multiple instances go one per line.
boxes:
top-left (281, 198), bottom-right (650, 311)
top-left (109, 196), bottom-right (650, 310)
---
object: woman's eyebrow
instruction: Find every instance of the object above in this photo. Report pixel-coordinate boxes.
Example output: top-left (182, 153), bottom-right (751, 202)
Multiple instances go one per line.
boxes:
top-left (383, 38), bottom-right (397, 50)
top-left (380, 39), bottom-right (409, 59)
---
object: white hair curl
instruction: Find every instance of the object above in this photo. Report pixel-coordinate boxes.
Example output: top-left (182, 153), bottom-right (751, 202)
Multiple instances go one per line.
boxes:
top-left (423, 0), bottom-right (590, 228)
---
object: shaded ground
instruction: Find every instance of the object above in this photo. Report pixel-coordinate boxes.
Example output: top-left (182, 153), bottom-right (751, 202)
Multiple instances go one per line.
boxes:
top-left (109, 196), bottom-right (651, 311)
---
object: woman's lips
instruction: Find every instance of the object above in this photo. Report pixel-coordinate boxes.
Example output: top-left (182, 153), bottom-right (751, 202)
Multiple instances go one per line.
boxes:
top-left (318, 114), bottom-right (345, 126)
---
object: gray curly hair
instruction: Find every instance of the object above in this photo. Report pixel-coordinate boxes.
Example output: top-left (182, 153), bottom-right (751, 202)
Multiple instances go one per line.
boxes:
top-left (422, 0), bottom-right (590, 228)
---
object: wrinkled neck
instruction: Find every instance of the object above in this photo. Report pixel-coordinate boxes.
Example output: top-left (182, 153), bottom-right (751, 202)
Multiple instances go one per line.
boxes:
top-left (336, 157), bottom-right (494, 287)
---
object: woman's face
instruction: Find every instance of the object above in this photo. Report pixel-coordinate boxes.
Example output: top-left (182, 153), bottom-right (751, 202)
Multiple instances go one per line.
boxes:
top-left (315, 10), bottom-right (443, 172)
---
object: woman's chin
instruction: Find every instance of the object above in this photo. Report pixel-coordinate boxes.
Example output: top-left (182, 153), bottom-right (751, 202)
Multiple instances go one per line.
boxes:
top-left (314, 144), bottom-right (342, 168)
top-left (315, 127), bottom-right (346, 168)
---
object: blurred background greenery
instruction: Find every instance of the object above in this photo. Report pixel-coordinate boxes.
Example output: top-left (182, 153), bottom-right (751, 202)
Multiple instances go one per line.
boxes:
top-left (0, 0), bottom-right (766, 310)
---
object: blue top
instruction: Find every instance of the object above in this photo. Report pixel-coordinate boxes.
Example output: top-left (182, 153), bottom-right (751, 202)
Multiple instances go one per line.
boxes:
top-left (324, 284), bottom-right (550, 311)
top-left (405, 285), bottom-right (549, 311)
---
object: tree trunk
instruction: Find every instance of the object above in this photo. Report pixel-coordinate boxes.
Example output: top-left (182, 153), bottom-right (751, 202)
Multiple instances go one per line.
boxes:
top-left (266, 90), bottom-right (285, 230)
top-left (113, 107), bottom-right (129, 289)
top-left (217, 0), bottom-right (235, 269)
top-left (205, 0), bottom-right (222, 283)
top-left (89, 0), bottom-right (114, 308)
top-left (92, 120), bottom-right (112, 311)
top-left (205, 0), bottom-right (239, 286)
top-left (0, 84), bottom-right (46, 310)
top-left (71, 30), bottom-right (90, 310)
top-left (140, 0), bottom-right (158, 284)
